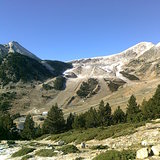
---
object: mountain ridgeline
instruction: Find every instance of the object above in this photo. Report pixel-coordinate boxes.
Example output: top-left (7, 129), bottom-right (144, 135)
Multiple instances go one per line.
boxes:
top-left (1, 41), bottom-right (160, 115)
top-left (0, 42), bottom-right (72, 85)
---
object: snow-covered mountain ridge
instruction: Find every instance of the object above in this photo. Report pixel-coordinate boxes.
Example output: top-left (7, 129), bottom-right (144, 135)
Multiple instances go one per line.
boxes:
top-left (0, 41), bottom-right (159, 84)
top-left (71, 42), bottom-right (154, 62)
top-left (64, 42), bottom-right (156, 82)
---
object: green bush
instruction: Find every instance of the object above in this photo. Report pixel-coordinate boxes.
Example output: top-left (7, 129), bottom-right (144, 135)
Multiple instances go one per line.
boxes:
top-left (7, 140), bottom-right (15, 146)
top-left (12, 147), bottom-right (35, 157)
top-left (90, 145), bottom-right (109, 150)
top-left (42, 83), bottom-right (53, 90)
top-left (58, 145), bottom-right (79, 154)
top-left (93, 150), bottom-right (136, 160)
top-left (50, 122), bottom-right (145, 144)
top-left (50, 129), bottom-right (96, 144)
top-left (35, 149), bottom-right (57, 157)
top-left (75, 157), bottom-right (84, 160)
top-left (21, 155), bottom-right (33, 160)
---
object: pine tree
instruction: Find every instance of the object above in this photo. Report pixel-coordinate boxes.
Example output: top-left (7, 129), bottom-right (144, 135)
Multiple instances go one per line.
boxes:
top-left (21, 114), bottom-right (35, 140)
top-left (0, 112), bottom-right (14, 140)
top-left (113, 106), bottom-right (126, 124)
top-left (126, 95), bottom-right (139, 114)
top-left (151, 85), bottom-right (160, 118)
top-left (126, 95), bottom-right (140, 122)
top-left (66, 113), bottom-right (75, 130)
top-left (2, 113), bottom-right (13, 131)
top-left (42, 104), bottom-right (65, 134)
top-left (153, 85), bottom-right (160, 102)
top-left (141, 99), bottom-right (150, 119)
top-left (98, 100), bottom-right (112, 126)
top-left (85, 107), bottom-right (99, 128)
top-left (72, 114), bottom-right (86, 129)
top-left (99, 100), bottom-right (104, 108)
top-left (35, 125), bottom-right (43, 138)
top-left (142, 85), bottom-right (160, 119)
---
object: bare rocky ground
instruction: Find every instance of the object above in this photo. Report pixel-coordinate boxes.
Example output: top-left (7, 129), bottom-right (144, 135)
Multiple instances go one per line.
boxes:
top-left (1, 120), bottom-right (160, 160)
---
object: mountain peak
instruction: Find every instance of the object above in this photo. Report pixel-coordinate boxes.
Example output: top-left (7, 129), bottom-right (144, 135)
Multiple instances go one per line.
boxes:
top-left (124, 42), bottom-right (154, 55)
top-left (8, 41), bottom-right (21, 48)
top-left (1, 41), bottom-right (40, 61)
top-left (9, 41), bottom-right (19, 44)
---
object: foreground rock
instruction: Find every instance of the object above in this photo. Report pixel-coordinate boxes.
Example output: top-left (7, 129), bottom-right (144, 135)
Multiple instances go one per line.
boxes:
top-left (136, 144), bottom-right (160, 159)
top-left (136, 148), bottom-right (149, 159)
top-left (151, 145), bottom-right (160, 156)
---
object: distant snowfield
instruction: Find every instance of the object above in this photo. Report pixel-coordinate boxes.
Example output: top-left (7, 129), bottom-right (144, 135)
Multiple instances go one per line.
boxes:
top-left (64, 42), bottom-right (155, 83)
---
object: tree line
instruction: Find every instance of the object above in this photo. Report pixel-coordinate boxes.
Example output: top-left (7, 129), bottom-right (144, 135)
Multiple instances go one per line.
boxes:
top-left (1, 84), bottom-right (160, 140)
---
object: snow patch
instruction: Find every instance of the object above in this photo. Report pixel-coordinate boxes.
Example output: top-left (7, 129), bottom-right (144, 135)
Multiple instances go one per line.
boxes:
top-left (156, 42), bottom-right (160, 48)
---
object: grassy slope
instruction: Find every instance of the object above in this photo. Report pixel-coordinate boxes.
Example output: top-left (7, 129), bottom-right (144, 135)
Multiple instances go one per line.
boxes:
top-left (48, 122), bottom-right (145, 144)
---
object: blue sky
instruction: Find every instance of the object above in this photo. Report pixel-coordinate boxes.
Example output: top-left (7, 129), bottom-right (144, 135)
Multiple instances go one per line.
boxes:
top-left (0, 0), bottom-right (160, 61)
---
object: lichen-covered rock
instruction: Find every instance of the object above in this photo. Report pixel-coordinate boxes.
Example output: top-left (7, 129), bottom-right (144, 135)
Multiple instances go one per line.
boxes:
top-left (81, 142), bottom-right (86, 149)
top-left (136, 148), bottom-right (148, 159)
top-left (57, 140), bottom-right (65, 146)
top-left (151, 145), bottom-right (160, 156)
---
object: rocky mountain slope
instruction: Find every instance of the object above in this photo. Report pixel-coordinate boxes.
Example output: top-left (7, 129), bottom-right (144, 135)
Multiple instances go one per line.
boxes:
top-left (0, 41), bottom-right (160, 116)
top-left (53, 41), bottom-right (160, 114)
